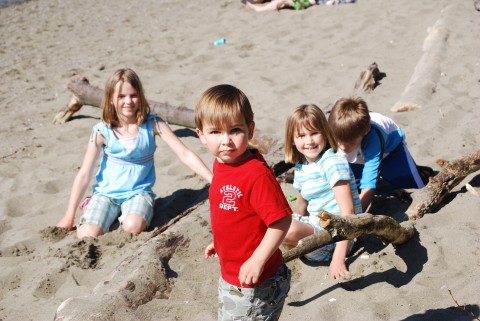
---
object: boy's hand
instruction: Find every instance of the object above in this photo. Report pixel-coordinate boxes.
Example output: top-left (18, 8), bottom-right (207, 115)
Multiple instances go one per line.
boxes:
top-left (238, 256), bottom-right (265, 287)
top-left (204, 242), bottom-right (217, 259)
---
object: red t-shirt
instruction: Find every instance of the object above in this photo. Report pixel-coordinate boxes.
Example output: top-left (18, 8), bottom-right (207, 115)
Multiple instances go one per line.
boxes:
top-left (209, 151), bottom-right (293, 287)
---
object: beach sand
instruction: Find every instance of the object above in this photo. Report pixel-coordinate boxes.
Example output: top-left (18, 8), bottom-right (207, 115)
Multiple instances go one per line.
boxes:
top-left (1, 0), bottom-right (479, 320)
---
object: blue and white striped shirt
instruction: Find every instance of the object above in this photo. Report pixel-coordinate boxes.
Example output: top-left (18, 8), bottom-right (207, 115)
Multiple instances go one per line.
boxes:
top-left (293, 148), bottom-right (362, 227)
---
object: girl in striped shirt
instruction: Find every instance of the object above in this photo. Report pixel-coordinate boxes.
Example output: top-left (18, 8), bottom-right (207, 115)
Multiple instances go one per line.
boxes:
top-left (282, 104), bottom-right (362, 279)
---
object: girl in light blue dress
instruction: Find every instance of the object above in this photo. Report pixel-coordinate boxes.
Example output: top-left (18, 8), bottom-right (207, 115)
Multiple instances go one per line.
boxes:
top-left (56, 68), bottom-right (212, 238)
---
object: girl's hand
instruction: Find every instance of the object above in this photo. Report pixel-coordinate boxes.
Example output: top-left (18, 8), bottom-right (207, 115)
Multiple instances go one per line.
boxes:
top-left (56, 216), bottom-right (75, 230)
top-left (329, 257), bottom-right (349, 279)
top-left (204, 243), bottom-right (217, 259)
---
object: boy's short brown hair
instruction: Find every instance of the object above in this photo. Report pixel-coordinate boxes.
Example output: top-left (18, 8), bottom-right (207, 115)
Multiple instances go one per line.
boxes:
top-left (328, 97), bottom-right (371, 142)
top-left (195, 84), bottom-right (254, 131)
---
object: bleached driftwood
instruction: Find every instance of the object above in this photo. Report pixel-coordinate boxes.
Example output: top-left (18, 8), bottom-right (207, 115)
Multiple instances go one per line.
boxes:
top-left (52, 75), bottom-right (287, 170)
top-left (390, 4), bottom-right (452, 112)
top-left (54, 233), bottom-right (186, 321)
top-left (353, 62), bottom-right (383, 93)
top-left (282, 211), bottom-right (415, 262)
top-left (52, 75), bottom-right (196, 128)
top-left (406, 149), bottom-right (480, 220)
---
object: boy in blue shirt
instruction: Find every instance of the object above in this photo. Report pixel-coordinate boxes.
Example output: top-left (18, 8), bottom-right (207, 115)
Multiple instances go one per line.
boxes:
top-left (328, 97), bottom-right (431, 211)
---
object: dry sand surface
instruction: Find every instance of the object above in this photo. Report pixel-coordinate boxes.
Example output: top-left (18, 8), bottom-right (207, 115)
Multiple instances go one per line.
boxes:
top-left (1, 0), bottom-right (480, 320)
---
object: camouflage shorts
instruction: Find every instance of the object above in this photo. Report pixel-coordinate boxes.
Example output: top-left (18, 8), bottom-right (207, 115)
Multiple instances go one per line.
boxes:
top-left (217, 263), bottom-right (291, 321)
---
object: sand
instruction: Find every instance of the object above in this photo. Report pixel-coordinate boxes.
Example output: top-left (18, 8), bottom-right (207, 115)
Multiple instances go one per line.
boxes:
top-left (1, 0), bottom-right (479, 320)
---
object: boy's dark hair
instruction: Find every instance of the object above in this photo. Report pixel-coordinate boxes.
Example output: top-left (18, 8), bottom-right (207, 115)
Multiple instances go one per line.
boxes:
top-left (328, 97), bottom-right (371, 142)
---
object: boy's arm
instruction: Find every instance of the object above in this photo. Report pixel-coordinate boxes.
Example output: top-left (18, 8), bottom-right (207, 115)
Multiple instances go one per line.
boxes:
top-left (330, 180), bottom-right (356, 279)
top-left (359, 187), bottom-right (375, 212)
top-left (157, 120), bottom-right (213, 183)
top-left (238, 215), bottom-right (292, 287)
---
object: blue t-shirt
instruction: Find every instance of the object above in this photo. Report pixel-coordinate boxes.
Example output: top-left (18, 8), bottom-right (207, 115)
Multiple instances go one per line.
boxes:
top-left (342, 112), bottom-right (405, 189)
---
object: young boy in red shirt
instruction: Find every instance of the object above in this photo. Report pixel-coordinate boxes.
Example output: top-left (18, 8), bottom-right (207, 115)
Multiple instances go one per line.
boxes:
top-left (195, 84), bottom-right (293, 320)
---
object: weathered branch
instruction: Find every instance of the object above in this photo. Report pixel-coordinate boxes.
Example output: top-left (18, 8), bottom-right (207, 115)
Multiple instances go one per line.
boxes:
top-left (52, 75), bottom-right (286, 167)
top-left (52, 75), bottom-right (196, 128)
top-left (283, 211), bottom-right (415, 262)
top-left (353, 62), bottom-right (383, 93)
top-left (390, 5), bottom-right (451, 112)
top-left (54, 233), bottom-right (186, 320)
top-left (406, 149), bottom-right (480, 220)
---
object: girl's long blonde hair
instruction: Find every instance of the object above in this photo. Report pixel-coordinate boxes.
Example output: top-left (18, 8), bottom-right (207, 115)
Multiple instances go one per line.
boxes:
top-left (284, 104), bottom-right (337, 164)
top-left (101, 68), bottom-right (150, 127)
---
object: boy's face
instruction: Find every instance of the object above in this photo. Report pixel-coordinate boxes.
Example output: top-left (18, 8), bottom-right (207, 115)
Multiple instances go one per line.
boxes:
top-left (337, 135), bottom-right (363, 154)
top-left (196, 115), bottom-right (254, 164)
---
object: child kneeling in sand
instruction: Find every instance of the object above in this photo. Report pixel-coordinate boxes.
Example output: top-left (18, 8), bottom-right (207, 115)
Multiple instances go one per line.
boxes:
top-left (195, 84), bottom-right (292, 320)
top-left (328, 97), bottom-right (431, 211)
top-left (282, 104), bottom-right (361, 279)
top-left (56, 68), bottom-right (212, 239)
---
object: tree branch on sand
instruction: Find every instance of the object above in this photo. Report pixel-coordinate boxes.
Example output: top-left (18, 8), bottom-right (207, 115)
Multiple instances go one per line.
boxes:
top-left (406, 149), bottom-right (480, 220)
top-left (52, 75), bottom-right (288, 170)
top-left (285, 149), bottom-right (480, 260)
top-left (390, 5), bottom-right (451, 112)
top-left (282, 211), bottom-right (415, 262)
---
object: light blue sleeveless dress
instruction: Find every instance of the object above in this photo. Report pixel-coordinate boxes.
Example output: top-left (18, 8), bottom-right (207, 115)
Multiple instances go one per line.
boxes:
top-left (91, 114), bottom-right (158, 202)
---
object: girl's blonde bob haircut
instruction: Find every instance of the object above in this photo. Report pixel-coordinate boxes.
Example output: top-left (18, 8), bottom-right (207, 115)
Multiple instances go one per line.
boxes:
top-left (284, 104), bottom-right (337, 164)
top-left (101, 68), bottom-right (151, 127)
top-left (194, 84), bottom-right (254, 131)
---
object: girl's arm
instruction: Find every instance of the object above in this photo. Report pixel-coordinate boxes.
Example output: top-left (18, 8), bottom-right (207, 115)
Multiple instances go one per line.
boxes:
top-left (156, 120), bottom-right (213, 183)
top-left (56, 134), bottom-right (103, 230)
top-left (238, 215), bottom-right (292, 286)
top-left (295, 192), bottom-right (309, 216)
top-left (330, 180), bottom-right (356, 279)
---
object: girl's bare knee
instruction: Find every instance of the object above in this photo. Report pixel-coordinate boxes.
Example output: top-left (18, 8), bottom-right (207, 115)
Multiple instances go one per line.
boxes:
top-left (122, 215), bottom-right (146, 234)
top-left (77, 224), bottom-right (103, 239)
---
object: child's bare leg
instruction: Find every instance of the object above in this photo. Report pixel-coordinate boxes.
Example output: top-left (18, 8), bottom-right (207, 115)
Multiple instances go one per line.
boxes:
top-left (246, 0), bottom-right (293, 11)
top-left (121, 214), bottom-right (147, 234)
top-left (77, 223), bottom-right (103, 239)
top-left (282, 219), bottom-right (315, 250)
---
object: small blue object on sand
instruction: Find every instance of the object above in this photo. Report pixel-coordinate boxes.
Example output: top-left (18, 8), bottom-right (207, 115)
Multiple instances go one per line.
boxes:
top-left (214, 38), bottom-right (226, 46)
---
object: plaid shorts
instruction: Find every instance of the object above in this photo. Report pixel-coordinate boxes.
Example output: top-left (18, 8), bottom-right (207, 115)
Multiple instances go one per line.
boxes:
top-left (292, 213), bottom-right (355, 262)
top-left (79, 193), bottom-right (155, 233)
top-left (217, 263), bottom-right (290, 321)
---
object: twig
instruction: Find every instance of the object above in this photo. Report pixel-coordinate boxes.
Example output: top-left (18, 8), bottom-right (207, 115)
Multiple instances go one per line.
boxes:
top-left (448, 289), bottom-right (480, 320)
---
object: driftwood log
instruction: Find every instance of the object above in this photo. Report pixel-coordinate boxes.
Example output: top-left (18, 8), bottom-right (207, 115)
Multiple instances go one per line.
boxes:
top-left (54, 233), bottom-right (186, 320)
top-left (390, 4), bottom-right (451, 112)
top-left (283, 211), bottom-right (415, 262)
top-left (52, 75), bottom-right (289, 173)
top-left (406, 149), bottom-right (480, 220)
top-left (353, 62), bottom-right (383, 93)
